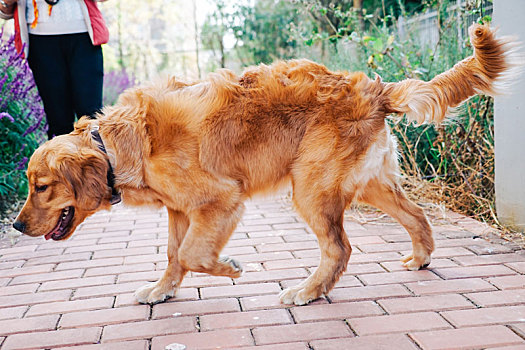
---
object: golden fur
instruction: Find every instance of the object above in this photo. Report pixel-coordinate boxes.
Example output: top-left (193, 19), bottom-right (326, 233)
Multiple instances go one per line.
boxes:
top-left (14, 24), bottom-right (521, 305)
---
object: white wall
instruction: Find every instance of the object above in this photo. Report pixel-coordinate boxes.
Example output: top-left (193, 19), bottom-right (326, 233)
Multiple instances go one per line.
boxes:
top-left (493, 0), bottom-right (525, 230)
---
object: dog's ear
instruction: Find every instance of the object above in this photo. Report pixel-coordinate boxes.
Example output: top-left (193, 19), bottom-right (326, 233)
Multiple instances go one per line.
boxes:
top-left (50, 148), bottom-right (110, 211)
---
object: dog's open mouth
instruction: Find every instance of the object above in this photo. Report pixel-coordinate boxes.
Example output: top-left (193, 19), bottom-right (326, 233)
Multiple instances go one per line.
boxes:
top-left (44, 206), bottom-right (75, 241)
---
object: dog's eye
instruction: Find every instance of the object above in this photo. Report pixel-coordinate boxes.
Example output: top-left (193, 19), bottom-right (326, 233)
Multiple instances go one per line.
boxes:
top-left (35, 185), bottom-right (48, 193)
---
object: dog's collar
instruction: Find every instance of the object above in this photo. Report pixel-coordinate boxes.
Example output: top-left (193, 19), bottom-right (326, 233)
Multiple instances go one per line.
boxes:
top-left (90, 126), bottom-right (122, 205)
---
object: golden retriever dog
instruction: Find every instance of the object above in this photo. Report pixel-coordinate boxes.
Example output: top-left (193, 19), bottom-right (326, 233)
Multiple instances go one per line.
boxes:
top-left (14, 24), bottom-right (521, 305)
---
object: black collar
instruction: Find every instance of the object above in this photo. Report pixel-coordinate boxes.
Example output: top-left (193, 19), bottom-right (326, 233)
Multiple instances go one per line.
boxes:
top-left (90, 126), bottom-right (122, 205)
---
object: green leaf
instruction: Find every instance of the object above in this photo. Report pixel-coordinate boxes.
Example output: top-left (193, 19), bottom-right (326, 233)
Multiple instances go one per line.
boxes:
top-left (373, 38), bottom-right (383, 52)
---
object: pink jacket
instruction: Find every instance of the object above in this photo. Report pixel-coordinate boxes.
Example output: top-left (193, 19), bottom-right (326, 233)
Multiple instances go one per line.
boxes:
top-left (0, 0), bottom-right (109, 57)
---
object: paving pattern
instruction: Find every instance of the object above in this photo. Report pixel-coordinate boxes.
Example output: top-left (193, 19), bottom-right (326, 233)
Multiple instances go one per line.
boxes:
top-left (0, 193), bottom-right (524, 349)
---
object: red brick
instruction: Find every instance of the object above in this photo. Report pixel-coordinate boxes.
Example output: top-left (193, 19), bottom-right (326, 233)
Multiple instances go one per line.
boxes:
top-left (0, 244), bottom-right (37, 255)
top-left (236, 251), bottom-right (294, 263)
top-left (26, 297), bottom-right (114, 317)
top-left (117, 270), bottom-right (163, 283)
top-left (348, 252), bottom-right (403, 264)
top-left (263, 258), bottom-right (319, 270)
top-left (59, 340), bottom-right (149, 350)
top-left (328, 284), bottom-right (411, 302)
top-left (433, 265), bottom-right (517, 279)
top-left (153, 298), bottom-right (240, 319)
top-left (98, 234), bottom-right (155, 244)
top-left (127, 238), bottom-right (165, 248)
top-left (0, 283), bottom-right (39, 296)
top-left (487, 275), bottom-right (525, 290)
top-left (247, 228), bottom-right (306, 238)
top-left (64, 242), bottom-right (127, 254)
top-left (0, 264), bottom-right (55, 279)
top-left (40, 275), bottom-right (116, 291)
top-left (506, 261), bottom-right (525, 274)
top-left (101, 317), bottom-right (196, 342)
top-left (9, 268), bottom-right (84, 285)
top-left (235, 343), bottom-right (308, 350)
top-left (344, 263), bottom-right (386, 275)
top-left (225, 236), bottom-right (285, 248)
top-left (441, 305), bottom-right (525, 327)
top-left (253, 321), bottom-right (352, 345)
top-left (59, 305), bottom-right (149, 328)
top-left (256, 241), bottom-right (319, 253)
top-left (358, 242), bottom-right (412, 253)
top-left (0, 260), bottom-right (25, 270)
top-left (0, 289), bottom-right (71, 308)
top-left (73, 281), bottom-right (145, 299)
top-left (235, 268), bottom-right (308, 284)
top-left (453, 253), bottom-right (525, 266)
top-left (405, 277), bottom-right (497, 295)
top-left (218, 246), bottom-right (257, 256)
top-left (404, 247), bottom-right (474, 259)
top-left (466, 289), bottom-right (525, 307)
top-left (410, 325), bottom-right (525, 350)
top-left (240, 294), bottom-right (327, 311)
top-left (378, 294), bottom-right (474, 314)
top-left (56, 257), bottom-right (124, 271)
top-left (124, 253), bottom-right (167, 264)
top-left (381, 258), bottom-right (457, 272)
top-left (93, 246), bottom-right (156, 259)
top-left (0, 306), bottom-right (27, 320)
top-left (235, 225), bottom-right (273, 233)
top-left (348, 312), bottom-right (451, 336)
top-left (1, 248), bottom-right (65, 262)
top-left (84, 263), bottom-right (156, 277)
top-left (510, 323), bottom-right (525, 338)
top-left (311, 334), bottom-right (419, 350)
top-left (200, 309), bottom-right (291, 331)
top-left (2, 327), bottom-right (102, 349)
top-left (151, 328), bottom-right (254, 350)
top-left (114, 288), bottom-right (199, 308)
top-left (24, 252), bottom-right (92, 266)
top-left (201, 282), bottom-right (281, 299)
top-left (359, 270), bottom-right (441, 285)
top-left (291, 301), bottom-right (383, 322)
top-left (0, 314), bottom-right (58, 336)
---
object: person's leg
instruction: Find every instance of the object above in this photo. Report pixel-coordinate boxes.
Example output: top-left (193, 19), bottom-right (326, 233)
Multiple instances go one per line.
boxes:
top-left (28, 34), bottom-right (75, 139)
top-left (67, 33), bottom-right (104, 119)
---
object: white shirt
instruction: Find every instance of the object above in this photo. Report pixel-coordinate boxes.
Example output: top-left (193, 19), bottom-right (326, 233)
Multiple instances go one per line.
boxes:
top-left (26, 0), bottom-right (88, 35)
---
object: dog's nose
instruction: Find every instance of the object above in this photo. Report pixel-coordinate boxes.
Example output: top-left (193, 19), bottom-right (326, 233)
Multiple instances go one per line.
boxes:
top-left (12, 221), bottom-right (26, 233)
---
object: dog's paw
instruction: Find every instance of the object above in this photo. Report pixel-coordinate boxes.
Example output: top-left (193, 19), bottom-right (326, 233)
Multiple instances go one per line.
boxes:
top-left (134, 281), bottom-right (176, 305)
top-left (401, 253), bottom-right (431, 271)
top-left (279, 285), bottom-right (317, 306)
top-left (219, 255), bottom-right (243, 278)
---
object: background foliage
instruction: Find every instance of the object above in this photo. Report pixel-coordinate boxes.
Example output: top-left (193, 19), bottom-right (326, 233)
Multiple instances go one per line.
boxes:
top-left (201, 0), bottom-right (499, 226)
top-left (0, 34), bottom-right (47, 214)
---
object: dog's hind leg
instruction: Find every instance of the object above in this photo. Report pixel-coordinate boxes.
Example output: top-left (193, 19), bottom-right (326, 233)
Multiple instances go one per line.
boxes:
top-left (279, 175), bottom-right (352, 305)
top-left (358, 179), bottom-right (434, 270)
top-left (135, 209), bottom-right (189, 304)
top-left (177, 199), bottom-right (245, 278)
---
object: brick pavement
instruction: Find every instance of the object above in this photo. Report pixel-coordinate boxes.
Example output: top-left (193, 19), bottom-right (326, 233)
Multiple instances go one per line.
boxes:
top-left (0, 193), bottom-right (524, 349)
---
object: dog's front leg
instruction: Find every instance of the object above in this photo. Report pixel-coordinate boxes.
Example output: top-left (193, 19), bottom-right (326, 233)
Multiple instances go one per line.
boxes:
top-left (135, 209), bottom-right (189, 304)
top-left (178, 200), bottom-right (245, 278)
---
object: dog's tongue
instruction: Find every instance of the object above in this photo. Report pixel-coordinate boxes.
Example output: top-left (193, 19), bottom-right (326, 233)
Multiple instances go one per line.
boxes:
top-left (44, 226), bottom-right (60, 240)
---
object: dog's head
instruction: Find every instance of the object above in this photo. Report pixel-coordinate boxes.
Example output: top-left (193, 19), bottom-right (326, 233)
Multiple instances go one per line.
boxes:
top-left (13, 134), bottom-right (112, 240)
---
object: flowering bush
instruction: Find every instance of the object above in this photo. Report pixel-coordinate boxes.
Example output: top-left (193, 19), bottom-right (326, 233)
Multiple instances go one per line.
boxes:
top-left (0, 33), bottom-right (47, 213)
top-left (103, 69), bottom-right (137, 106)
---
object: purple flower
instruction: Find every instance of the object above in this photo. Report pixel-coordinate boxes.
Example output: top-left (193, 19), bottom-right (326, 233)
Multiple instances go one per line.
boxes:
top-left (0, 112), bottom-right (14, 122)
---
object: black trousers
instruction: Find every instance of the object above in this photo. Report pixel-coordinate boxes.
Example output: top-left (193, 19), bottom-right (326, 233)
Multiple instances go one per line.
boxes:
top-left (28, 33), bottom-right (103, 139)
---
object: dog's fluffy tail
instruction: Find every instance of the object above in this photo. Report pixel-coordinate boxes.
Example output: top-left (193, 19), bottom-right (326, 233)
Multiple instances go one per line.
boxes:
top-left (383, 23), bottom-right (523, 124)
